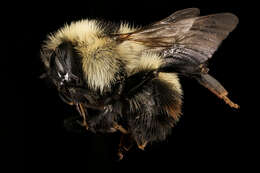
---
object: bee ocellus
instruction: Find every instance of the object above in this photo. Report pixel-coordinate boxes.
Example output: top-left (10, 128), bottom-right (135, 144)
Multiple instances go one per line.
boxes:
top-left (40, 8), bottom-right (239, 159)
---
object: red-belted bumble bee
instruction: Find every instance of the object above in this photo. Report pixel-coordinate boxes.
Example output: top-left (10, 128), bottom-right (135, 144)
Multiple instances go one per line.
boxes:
top-left (40, 8), bottom-right (239, 159)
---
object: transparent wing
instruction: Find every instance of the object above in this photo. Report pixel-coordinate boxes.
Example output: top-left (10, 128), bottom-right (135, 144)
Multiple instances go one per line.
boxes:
top-left (116, 8), bottom-right (239, 108)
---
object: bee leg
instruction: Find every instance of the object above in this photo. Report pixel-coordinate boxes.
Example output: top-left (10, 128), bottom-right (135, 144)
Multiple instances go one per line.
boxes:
top-left (196, 74), bottom-right (239, 109)
top-left (76, 103), bottom-right (89, 130)
top-left (59, 93), bottom-right (74, 106)
top-left (137, 141), bottom-right (148, 151)
top-left (114, 124), bottom-right (128, 134)
top-left (118, 134), bottom-right (134, 160)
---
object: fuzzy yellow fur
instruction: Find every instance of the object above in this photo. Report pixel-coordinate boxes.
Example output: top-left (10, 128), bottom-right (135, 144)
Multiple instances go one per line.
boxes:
top-left (158, 73), bottom-right (182, 95)
top-left (42, 19), bottom-right (182, 95)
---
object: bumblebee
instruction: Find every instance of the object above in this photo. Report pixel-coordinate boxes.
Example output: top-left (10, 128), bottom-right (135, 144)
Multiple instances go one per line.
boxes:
top-left (41, 8), bottom-right (239, 159)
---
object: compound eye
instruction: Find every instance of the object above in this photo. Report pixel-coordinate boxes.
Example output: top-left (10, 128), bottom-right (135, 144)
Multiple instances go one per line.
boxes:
top-left (49, 42), bottom-right (83, 88)
top-left (50, 50), bottom-right (65, 74)
top-left (55, 56), bottom-right (65, 75)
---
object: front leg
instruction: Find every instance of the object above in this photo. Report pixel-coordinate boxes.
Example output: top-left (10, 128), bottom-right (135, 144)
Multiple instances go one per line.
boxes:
top-left (76, 103), bottom-right (89, 130)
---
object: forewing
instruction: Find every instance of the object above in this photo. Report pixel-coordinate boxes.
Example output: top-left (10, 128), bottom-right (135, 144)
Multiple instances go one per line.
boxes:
top-left (152, 8), bottom-right (200, 25)
top-left (161, 13), bottom-right (239, 63)
top-left (116, 8), bottom-right (200, 46)
top-left (115, 9), bottom-right (239, 108)
top-left (117, 10), bottom-right (238, 65)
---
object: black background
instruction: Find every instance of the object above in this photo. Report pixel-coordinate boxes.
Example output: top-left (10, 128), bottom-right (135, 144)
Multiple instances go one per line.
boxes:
top-left (3, 0), bottom-right (250, 172)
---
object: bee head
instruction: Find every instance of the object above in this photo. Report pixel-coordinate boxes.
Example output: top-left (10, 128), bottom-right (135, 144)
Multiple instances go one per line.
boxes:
top-left (49, 42), bottom-right (83, 88)
top-left (47, 41), bottom-right (87, 103)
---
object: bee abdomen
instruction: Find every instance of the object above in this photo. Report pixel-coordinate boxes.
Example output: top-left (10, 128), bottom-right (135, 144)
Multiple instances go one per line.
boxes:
top-left (126, 73), bottom-right (182, 145)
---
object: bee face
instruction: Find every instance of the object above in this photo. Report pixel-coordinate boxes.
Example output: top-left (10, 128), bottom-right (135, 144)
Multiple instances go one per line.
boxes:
top-left (47, 42), bottom-right (88, 104)
top-left (49, 42), bottom-right (82, 87)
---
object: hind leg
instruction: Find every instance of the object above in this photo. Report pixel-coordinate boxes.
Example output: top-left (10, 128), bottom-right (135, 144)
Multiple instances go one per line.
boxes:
top-left (118, 134), bottom-right (134, 160)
